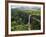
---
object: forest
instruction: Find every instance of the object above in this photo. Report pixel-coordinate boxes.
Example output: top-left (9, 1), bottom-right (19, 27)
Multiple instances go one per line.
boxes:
top-left (11, 7), bottom-right (41, 31)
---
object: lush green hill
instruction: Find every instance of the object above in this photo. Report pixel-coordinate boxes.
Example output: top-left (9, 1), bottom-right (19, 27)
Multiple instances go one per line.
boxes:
top-left (11, 9), bottom-right (41, 31)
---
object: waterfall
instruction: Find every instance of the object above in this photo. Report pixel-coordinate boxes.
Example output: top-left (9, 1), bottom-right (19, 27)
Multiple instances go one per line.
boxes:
top-left (28, 15), bottom-right (31, 30)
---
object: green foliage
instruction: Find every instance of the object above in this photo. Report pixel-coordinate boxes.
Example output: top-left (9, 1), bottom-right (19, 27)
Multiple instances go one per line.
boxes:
top-left (31, 20), bottom-right (40, 30)
top-left (24, 10), bottom-right (40, 15)
top-left (11, 8), bottom-right (41, 31)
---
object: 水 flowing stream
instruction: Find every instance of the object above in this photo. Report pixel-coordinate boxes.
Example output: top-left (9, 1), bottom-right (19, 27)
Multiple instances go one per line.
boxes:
top-left (28, 15), bottom-right (31, 30)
